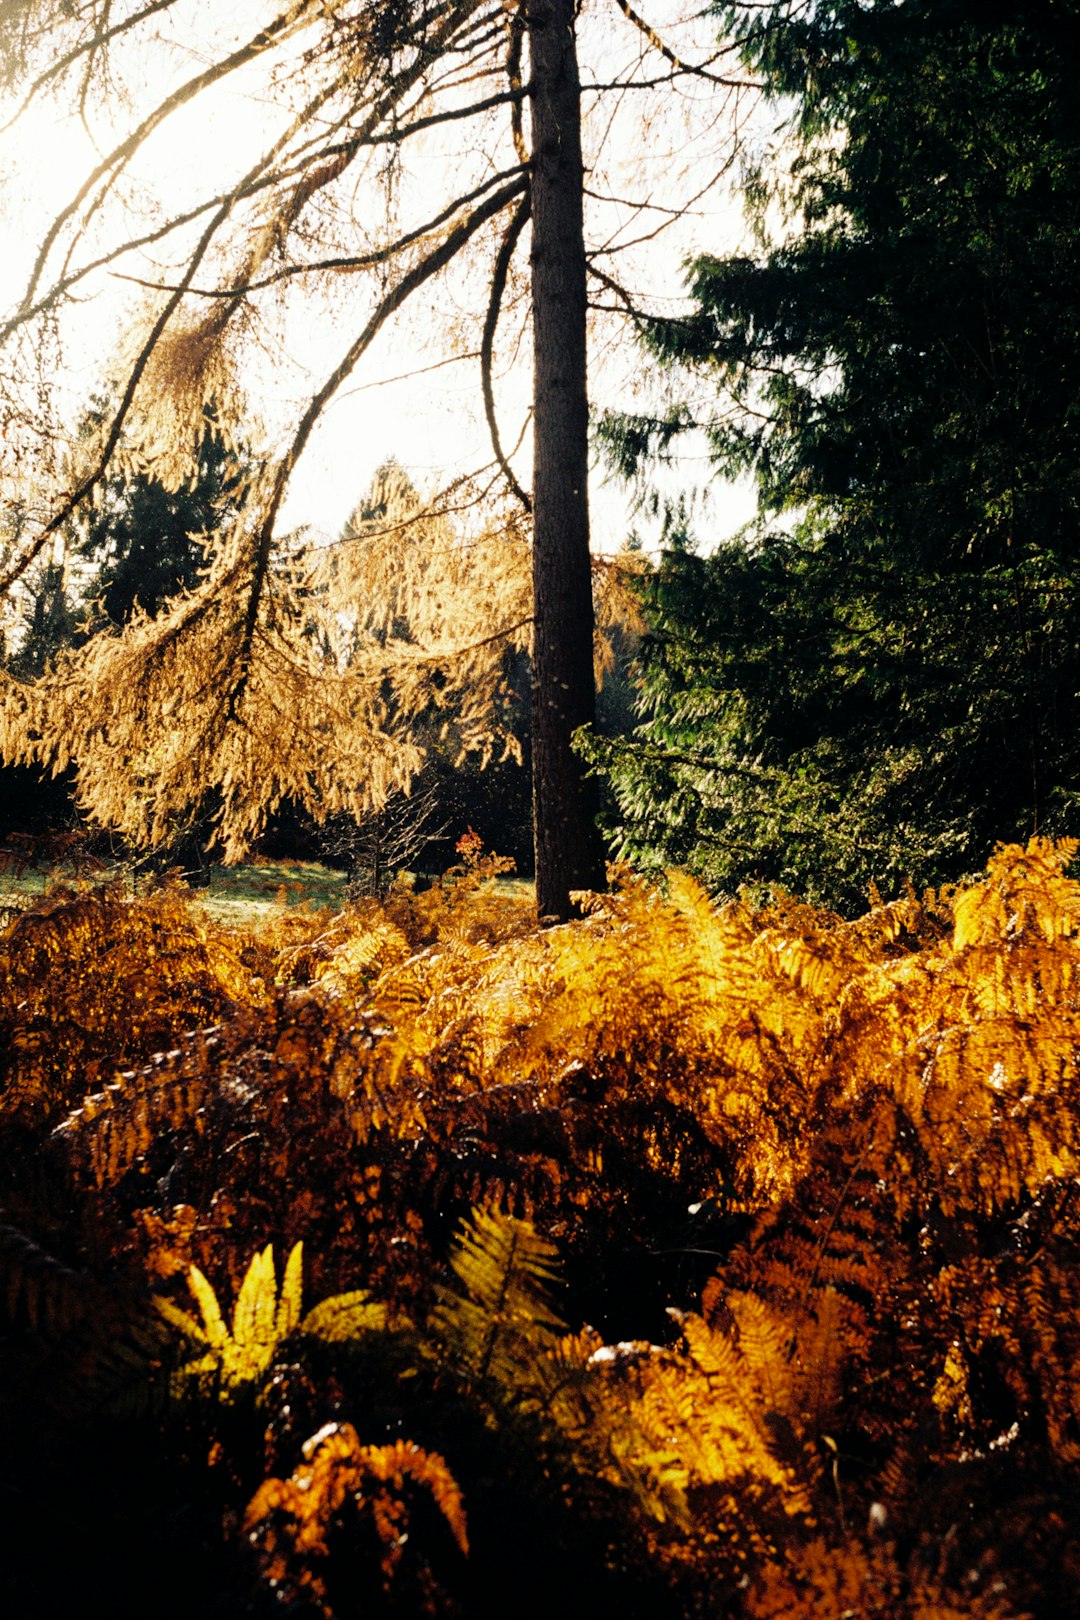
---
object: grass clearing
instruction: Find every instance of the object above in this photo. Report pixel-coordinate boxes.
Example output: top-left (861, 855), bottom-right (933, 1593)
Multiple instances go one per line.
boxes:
top-left (0, 858), bottom-right (347, 926)
top-left (0, 856), bottom-right (534, 931)
top-left (192, 860), bottom-right (349, 927)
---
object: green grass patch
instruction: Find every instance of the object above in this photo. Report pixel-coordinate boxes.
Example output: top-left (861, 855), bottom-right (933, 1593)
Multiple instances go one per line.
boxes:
top-left (0, 858), bottom-right (349, 927)
top-left (0, 857), bottom-right (534, 932)
top-left (193, 860), bottom-right (348, 927)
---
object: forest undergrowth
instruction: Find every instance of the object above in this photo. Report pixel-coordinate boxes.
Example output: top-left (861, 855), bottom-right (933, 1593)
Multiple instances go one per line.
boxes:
top-left (1, 838), bottom-right (1078, 1618)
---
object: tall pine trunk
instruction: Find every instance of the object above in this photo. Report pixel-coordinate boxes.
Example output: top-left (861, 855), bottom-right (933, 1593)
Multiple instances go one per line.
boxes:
top-left (528, 0), bottom-right (606, 922)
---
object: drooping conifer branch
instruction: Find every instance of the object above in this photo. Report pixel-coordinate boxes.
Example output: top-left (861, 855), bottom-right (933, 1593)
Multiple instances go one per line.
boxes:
top-left (0, 72), bottom-right (350, 592)
top-left (0, 196), bottom-right (237, 596)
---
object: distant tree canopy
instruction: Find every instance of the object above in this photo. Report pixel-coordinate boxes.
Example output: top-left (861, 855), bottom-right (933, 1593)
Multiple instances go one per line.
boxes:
top-left (310, 460), bottom-right (534, 878)
top-left (591, 0), bottom-right (1080, 909)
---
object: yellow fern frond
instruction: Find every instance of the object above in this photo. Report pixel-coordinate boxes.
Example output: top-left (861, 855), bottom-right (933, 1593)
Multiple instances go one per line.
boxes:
top-left (233, 1243), bottom-right (275, 1354)
top-left (953, 836), bottom-right (1080, 950)
top-left (159, 1243), bottom-right (401, 1396)
top-left (153, 1296), bottom-right (208, 1344)
top-left (277, 1239), bottom-right (305, 1340)
top-left (299, 1291), bottom-right (388, 1341)
top-left (432, 1205), bottom-right (566, 1391)
top-left (187, 1263), bottom-right (230, 1352)
top-left (160, 1242), bottom-right (305, 1394)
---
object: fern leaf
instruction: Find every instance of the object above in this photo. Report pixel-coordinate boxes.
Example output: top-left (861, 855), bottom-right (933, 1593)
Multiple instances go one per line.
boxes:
top-left (299, 1290), bottom-right (387, 1342)
top-left (448, 1205), bottom-right (563, 1320)
top-left (0, 1221), bottom-right (88, 1336)
top-left (435, 1205), bottom-right (565, 1388)
top-left (276, 1241), bottom-right (304, 1340)
top-left (245, 1422), bottom-right (468, 1609)
top-left (233, 1243), bottom-right (274, 1352)
top-left (153, 1296), bottom-right (208, 1344)
top-left (187, 1264), bottom-right (229, 1350)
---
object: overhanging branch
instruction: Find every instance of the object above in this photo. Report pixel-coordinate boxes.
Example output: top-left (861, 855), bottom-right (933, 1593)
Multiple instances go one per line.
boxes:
top-left (611, 0), bottom-right (757, 89)
top-left (110, 163), bottom-right (528, 299)
top-left (481, 190), bottom-right (532, 513)
top-left (233, 173), bottom-right (531, 696)
top-left (18, 0), bottom-right (324, 318)
top-left (0, 0), bottom-right (180, 137)
top-left (0, 192), bottom-right (239, 600)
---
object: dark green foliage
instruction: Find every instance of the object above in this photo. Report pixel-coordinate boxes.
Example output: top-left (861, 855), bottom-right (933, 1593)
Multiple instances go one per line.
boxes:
top-left (586, 534), bottom-right (1080, 909)
top-left (77, 404), bottom-right (250, 631)
top-left (0, 763), bottom-right (79, 840)
top-left (6, 402), bottom-right (250, 680)
top-left (591, 0), bottom-right (1080, 906)
top-left (1, 403), bottom-right (251, 839)
top-left (10, 557), bottom-right (81, 679)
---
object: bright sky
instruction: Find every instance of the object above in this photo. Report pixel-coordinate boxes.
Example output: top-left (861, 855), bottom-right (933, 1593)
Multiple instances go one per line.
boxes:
top-left (0, 2), bottom-right (764, 551)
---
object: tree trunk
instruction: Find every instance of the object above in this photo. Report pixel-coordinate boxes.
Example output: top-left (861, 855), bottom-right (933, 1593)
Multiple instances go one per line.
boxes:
top-left (527, 0), bottom-right (606, 923)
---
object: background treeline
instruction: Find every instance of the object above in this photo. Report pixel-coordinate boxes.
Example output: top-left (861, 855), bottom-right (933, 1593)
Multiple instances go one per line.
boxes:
top-left (0, 442), bottom-right (541, 880)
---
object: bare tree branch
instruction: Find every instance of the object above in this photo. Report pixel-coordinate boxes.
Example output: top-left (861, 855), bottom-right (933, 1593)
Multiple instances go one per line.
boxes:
top-left (506, 1), bottom-right (527, 166)
top-left (18, 0), bottom-right (325, 318)
top-left (1, 11), bottom-right (493, 346)
top-left (481, 189), bottom-right (532, 513)
top-left (0, 153), bottom-right (327, 347)
top-left (0, 0), bottom-right (179, 135)
top-left (233, 172), bottom-right (531, 700)
top-left (590, 159), bottom-right (735, 260)
top-left (587, 260), bottom-right (647, 321)
top-left (0, 44), bottom-right (376, 593)
top-left (107, 163), bottom-right (528, 298)
top-left (320, 81), bottom-right (528, 151)
top-left (611, 0), bottom-right (758, 89)
top-left (0, 193), bottom-right (237, 598)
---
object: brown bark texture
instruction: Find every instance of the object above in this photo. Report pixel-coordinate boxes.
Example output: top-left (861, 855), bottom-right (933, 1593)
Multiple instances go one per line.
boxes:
top-left (527, 0), bottom-right (606, 922)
